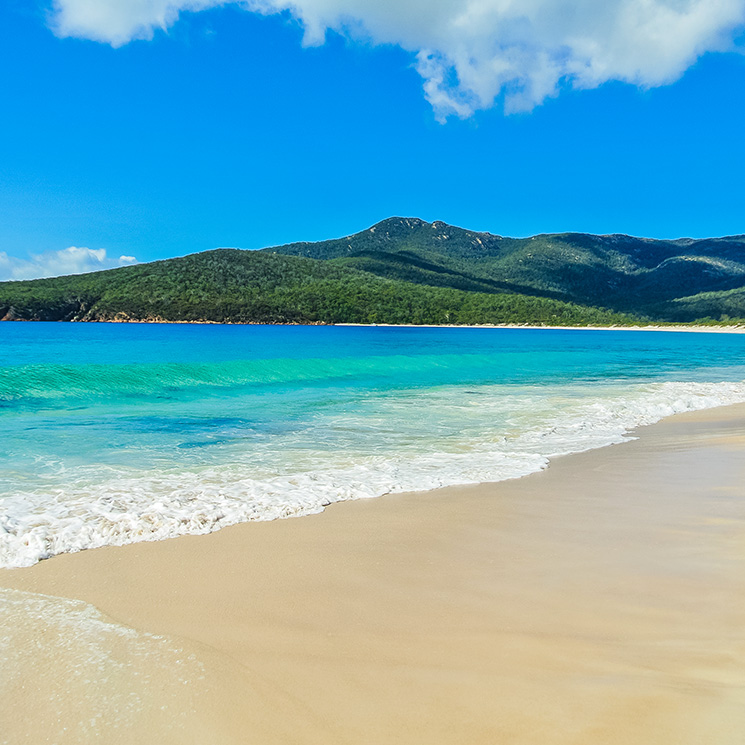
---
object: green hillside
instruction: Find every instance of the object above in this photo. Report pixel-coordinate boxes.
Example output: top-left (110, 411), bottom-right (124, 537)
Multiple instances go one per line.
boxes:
top-left (0, 248), bottom-right (638, 326)
top-left (268, 218), bottom-right (745, 321)
top-left (3, 216), bottom-right (745, 326)
top-left (651, 286), bottom-right (745, 323)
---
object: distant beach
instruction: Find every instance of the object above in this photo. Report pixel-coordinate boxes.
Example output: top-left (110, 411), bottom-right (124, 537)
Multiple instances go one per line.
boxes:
top-left (2, 403), bottom-right (744, 744)
top-left (337, 322), bottom-right (745, 333)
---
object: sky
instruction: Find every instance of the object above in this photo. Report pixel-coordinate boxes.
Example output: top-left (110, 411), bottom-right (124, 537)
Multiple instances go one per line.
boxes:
top-left (1, 0), bottom-right (745, 279)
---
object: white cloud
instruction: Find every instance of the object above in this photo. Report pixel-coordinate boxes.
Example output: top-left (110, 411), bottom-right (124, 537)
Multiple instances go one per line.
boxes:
top-left (50, 0), bottom-right (745, 117)
top-left (50, 0), bottom-right (224, 46)
top-left (0, 247), bottom-right (138, 281)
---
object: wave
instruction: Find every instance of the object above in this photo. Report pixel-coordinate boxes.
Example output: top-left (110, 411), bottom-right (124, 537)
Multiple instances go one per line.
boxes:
top-left (0, 345), bottom-right (662, 405)
top-left (0, 353), bottom-right (512, 404)
top-left (2, 380), bottom-right (744, 568)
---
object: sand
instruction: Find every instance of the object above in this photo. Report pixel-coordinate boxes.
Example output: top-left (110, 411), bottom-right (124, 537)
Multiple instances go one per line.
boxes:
top-left (336, 323), bottom-right (745, 333)
top-left (1, 404), bottom-right (744, 744)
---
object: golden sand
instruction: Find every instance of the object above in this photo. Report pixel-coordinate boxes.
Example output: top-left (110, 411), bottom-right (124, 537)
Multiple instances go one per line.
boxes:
top-left (2, 405), bottom-right (744, 744)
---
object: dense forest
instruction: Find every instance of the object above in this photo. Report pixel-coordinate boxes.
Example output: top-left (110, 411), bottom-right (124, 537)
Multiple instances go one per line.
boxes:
top-left (0, 249), bottom-right (637, 326)
top-left (2, 217), bottom-right (745, 326)
top-left (270, 218), bottom-right (745, 323)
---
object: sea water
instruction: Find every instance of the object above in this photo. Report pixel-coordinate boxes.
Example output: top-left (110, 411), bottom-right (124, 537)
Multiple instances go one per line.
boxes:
top-left (2, 323), bottom-right (745, 569)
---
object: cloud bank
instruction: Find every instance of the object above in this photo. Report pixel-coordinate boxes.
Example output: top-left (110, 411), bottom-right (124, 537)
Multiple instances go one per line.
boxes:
top-left (50, 0), bottom-right (745, 117)
top-left (0, 247), bottom-right (137, 281)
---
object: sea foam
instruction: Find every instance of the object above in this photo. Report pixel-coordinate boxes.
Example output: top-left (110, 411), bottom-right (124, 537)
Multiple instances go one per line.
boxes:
top-left (2, 379), bottom-right (744, 568)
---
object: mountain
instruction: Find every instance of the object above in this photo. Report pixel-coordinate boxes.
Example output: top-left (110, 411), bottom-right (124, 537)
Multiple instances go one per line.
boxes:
top-left (266, 217), bottom-right (745, 321)
top-left (1, 217), bottom-right (744, 326)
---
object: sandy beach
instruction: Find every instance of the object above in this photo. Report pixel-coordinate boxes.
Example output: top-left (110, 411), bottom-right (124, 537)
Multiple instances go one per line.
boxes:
top-left (2, 404), bottom-right (744, 744)
top-left (335, 323), bottom-right (745, 334)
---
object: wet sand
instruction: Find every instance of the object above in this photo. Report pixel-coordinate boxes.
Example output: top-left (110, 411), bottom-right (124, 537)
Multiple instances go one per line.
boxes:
top-left (2, 404), bottom-right (744, 744)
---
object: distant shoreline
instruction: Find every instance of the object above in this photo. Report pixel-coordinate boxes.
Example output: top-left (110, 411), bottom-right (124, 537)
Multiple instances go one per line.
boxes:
top-left (335, 322), bottom-right (745, 334)
top-left (2, 317), bottom-right (745, 333)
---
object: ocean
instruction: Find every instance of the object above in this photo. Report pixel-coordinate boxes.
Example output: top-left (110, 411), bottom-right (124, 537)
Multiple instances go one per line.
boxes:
top-left (2, 323), bottom-right (745, 569)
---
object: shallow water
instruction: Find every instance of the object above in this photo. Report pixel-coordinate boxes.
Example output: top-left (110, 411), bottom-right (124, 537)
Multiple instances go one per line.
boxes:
top-left (2, 323), bottom-right (745, 568)
top-left (0, 585), bottom-right (217, 745)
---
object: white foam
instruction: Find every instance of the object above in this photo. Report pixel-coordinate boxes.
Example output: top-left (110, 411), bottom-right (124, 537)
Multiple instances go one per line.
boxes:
top-left (2, 380), bottom-right (744, 568)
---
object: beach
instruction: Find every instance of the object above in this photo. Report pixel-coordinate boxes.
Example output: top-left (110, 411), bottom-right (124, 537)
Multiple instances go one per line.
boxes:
top-left (2, 402), bottom-right (744, 744)
top-left (337, 323), bottom-right (745, 334)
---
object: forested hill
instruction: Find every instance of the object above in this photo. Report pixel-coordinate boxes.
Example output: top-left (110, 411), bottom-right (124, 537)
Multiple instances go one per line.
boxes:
top-left (0, 249), bottom-right (636, 326)
top-left (1, 217), bottom-right (744, 325)
top-left (267, 217), bottom-right (745, 322)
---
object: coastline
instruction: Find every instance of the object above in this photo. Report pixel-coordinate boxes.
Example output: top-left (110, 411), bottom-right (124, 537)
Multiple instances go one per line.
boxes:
top-left (336, 322), bottom-right (745, 333)
top-left (2, 403), bottom-right (744, 743)
top-left (2, 318), bottom-right (745, 333)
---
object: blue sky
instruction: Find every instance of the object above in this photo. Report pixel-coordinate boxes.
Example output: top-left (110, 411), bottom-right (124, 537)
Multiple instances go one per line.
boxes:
top-left (1, 0), bottom-right (745, 279)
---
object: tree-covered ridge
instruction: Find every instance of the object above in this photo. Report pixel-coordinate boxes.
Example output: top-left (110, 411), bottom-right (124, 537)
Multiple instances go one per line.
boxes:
top-left (0, 248), bottom-right (638, 326)
top-left (268, 218), bottom-right (745, 321)
top-left (3, 217), bottom-right (745, 326)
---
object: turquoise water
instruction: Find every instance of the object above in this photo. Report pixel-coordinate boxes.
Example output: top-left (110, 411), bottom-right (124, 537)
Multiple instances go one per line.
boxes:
top-left (2, 323), bottom-right (745, 567)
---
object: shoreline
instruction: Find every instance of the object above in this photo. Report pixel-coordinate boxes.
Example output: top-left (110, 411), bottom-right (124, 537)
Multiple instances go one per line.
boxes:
top-left (336, 322), bottom-right (745, 333)
top-left (2, 403), bottom-right (745, 743)
top-left (2, 318), bottom-right (744, 333)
